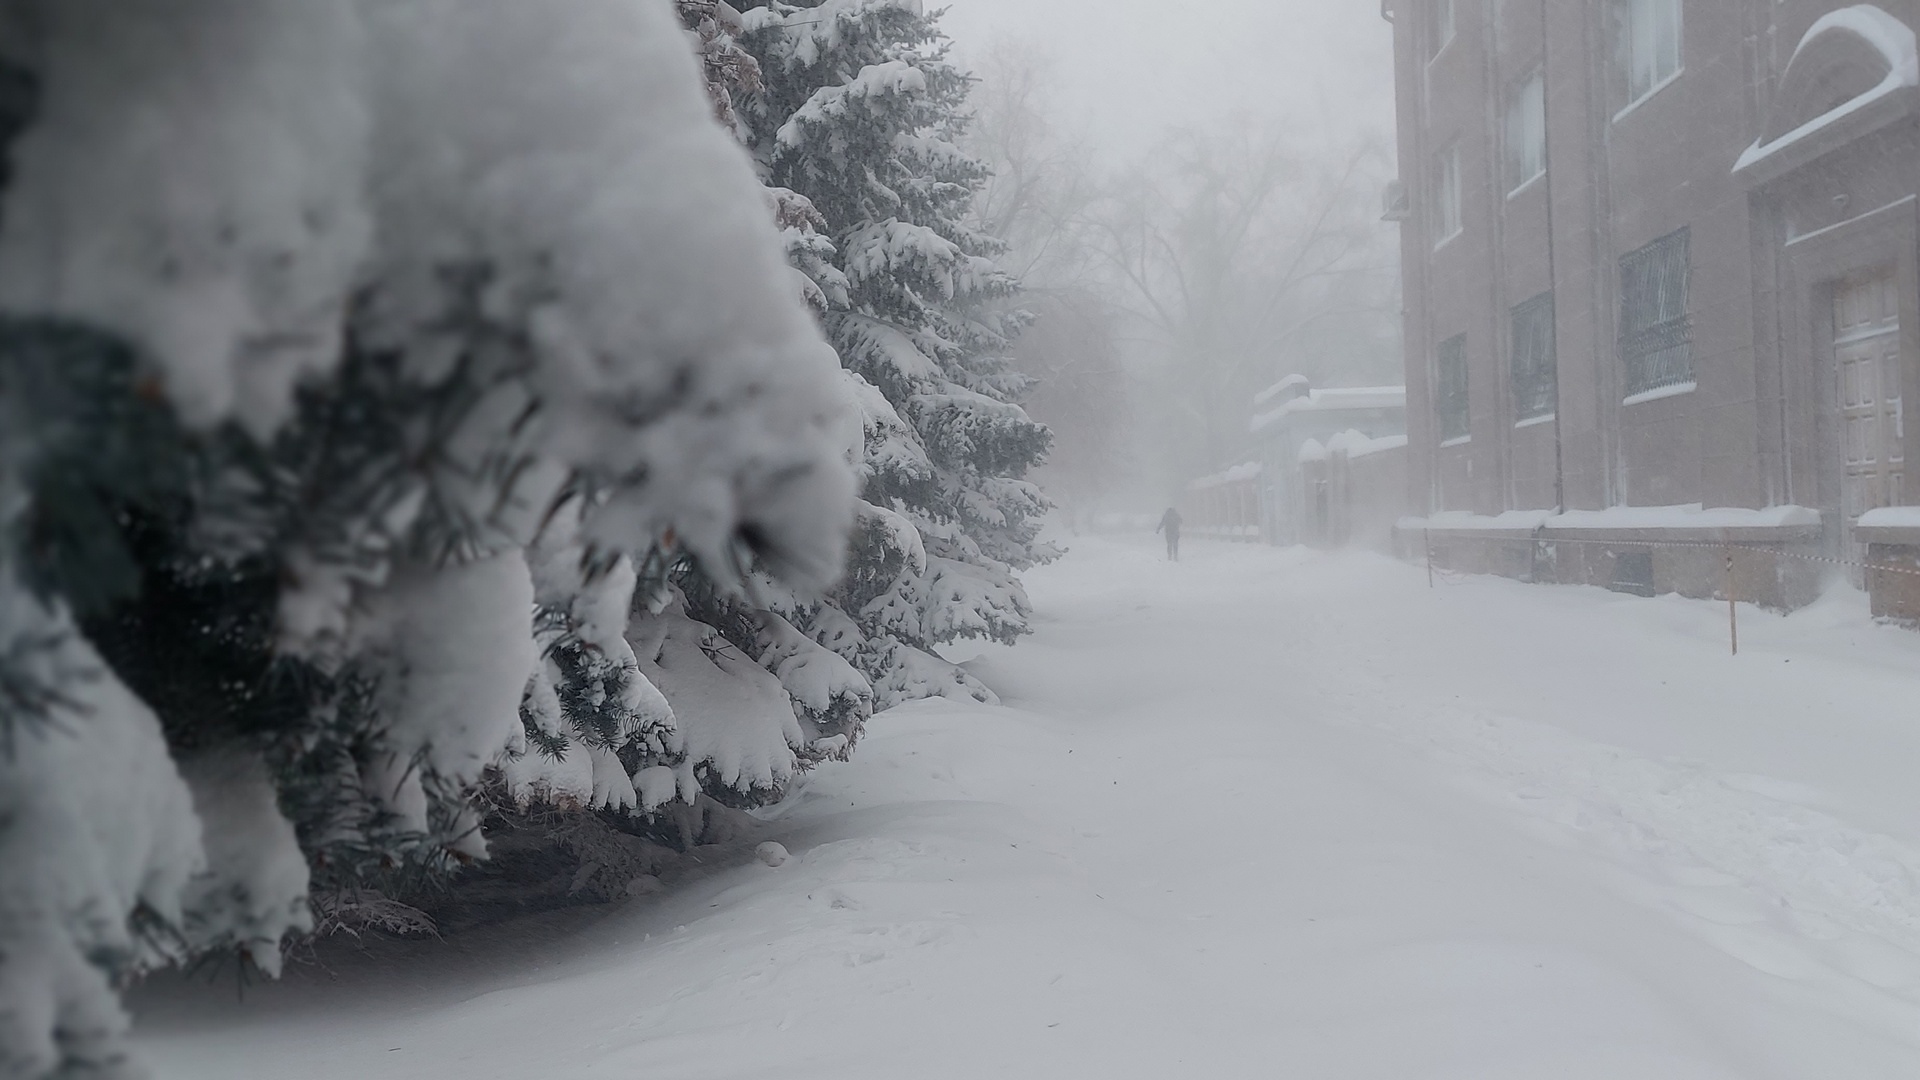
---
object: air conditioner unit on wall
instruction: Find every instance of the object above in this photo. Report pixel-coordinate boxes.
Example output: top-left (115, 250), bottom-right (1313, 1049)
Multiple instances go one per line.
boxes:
top-left (1381, 179), bottom-right (1411, 223)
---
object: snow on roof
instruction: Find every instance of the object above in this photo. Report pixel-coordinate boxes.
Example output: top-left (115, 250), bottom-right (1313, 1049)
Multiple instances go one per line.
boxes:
top-left (1325, 429), bottom-right (1408, 460)
top-left (1190, 461), bottom-right (1263, 489)
top-left (1855, 506), bottom-right (1920, 528)
top-left (1253, 373), bottom-right (1310, 407)
top-left (1417, 509), bottom-right (1556, 533)
top-left (1250, 386), bottom-right (1406, 434)
top-left (1297, 438), bottom-right (1327, 463)
top-left (1734, 6), bottom-right (1919, 174)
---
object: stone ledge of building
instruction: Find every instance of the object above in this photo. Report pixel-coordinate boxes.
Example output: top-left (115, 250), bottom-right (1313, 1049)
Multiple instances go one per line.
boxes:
top-left (1401, 507), bottom-right (1825, 548)
top-left (1395, 512), bottom-right (1552, 541)
top-left (1536, 523), bottom-right (1824, 546)
top-left (1854, 524), bottom-right (1920, 546)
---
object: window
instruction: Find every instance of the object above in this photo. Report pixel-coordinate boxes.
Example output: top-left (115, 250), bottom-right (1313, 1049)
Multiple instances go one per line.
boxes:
top-left (1505, 69), bottom-right (1546, 193)
top-left (1436, 333), bottom-right (1471, 442)
top-left (1618, 227), bottom-right (1692, 398)
top-left (1431, 144), bottom-right (1461, 246)
top-left (1614, 0), bottom-right (1682, 109)
top-left (1430, 0), bottom-right (1456, 58)
top-left (1509, 291), bottom-right (1556, 421)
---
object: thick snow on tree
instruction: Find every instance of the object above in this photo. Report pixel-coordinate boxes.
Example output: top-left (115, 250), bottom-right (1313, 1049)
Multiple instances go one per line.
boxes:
top-left (736, 0), bottom-right (1055, 706)
top-left (0, 0), bottom-right (858, 1074)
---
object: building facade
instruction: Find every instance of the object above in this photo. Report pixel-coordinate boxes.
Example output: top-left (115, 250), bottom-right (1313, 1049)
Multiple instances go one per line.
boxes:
top-left (1249, 377), bottom-right (1407, 546)
top-left (1387, 0), bottom-right (1920, 610)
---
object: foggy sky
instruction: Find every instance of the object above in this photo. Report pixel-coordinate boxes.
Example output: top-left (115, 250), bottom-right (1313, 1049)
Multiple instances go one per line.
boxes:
top-left (939, 0), bottom-right (1398, 163)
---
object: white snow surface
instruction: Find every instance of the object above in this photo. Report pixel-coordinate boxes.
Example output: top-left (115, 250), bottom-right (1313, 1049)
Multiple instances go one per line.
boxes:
top-left (174, 750), bottom-right (312, 976)
top-left (132, 537), bottom-right (1920, 1077)
top-left (1326, 429), bottom-right (1408, 459)
top-left (354, 552), bottom-right (538, 851)
top-left (630, 607), bottom-right (805, 799)
top-left (359, 0), bottom-right (856, 588)
top-left (1856, 506), bottom-right (1920, 529)
top-left (0, 589), bottom-right (204, 1077)
top-left (0, 0), bottom-right (371, 438)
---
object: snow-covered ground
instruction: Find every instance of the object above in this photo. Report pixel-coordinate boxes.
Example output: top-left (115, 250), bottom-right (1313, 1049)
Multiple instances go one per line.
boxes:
top-left (134, 536), bottom-right (1920, 1078)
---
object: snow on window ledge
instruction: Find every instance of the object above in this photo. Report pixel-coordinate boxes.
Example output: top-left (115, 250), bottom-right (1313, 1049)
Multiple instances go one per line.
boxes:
top-left (1438, 434), bottom-right (1472, 448)
top-left (1612, 68), bottom-right (1685, 125)
top-left (1514, 412), bottom-right (1556, 429)
top-left (1622, 381), bottom-right (1695, 406)
top-left (1505, 171), bottom-right (1546, 201)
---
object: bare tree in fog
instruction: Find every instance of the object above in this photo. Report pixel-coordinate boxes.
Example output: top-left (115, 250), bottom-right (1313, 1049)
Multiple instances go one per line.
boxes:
top-left (970, 41), bottom-right (1133, 527)
top-left (970, 42), bottom-right (1400, 502)
top-left (1095, 127), bottom-right (1399, 475)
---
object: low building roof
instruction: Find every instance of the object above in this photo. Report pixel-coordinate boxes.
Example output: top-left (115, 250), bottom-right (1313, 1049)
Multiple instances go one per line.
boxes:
top-left (1250, 386), bottom-right (1406, 435)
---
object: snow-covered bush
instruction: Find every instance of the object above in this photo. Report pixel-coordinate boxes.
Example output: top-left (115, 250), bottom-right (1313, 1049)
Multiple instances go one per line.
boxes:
top-left (0, 0), bottom-right (857, 1074)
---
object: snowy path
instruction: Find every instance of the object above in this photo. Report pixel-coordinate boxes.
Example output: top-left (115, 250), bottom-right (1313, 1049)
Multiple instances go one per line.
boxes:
top-left (135, 537), bottom-right (1920, 1078)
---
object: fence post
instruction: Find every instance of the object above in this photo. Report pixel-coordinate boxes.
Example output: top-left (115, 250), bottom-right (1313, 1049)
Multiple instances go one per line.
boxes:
top-left (1723, 535), bottom-right (1738, 657)
top-left (1426, 528), bottom-right (1434, 589)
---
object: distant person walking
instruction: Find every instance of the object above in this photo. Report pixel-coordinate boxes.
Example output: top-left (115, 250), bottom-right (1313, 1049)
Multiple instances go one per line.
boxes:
top-left (1156, 506), bottom-right (1183, 561)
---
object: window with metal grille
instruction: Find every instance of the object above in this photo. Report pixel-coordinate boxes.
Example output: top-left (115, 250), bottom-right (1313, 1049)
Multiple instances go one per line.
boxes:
top-left (1436, 333), bottom-right (1470, 442)
top-left (1618, 227), bottom-right (1692, 398)
top-left (1510, 291), bottom-right (1556, 421)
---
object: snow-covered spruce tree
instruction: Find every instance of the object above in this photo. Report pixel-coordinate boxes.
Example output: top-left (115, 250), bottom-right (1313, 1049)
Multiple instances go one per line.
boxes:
top-left (734, 0), bottom-right (1056, 707)
top-left (0, 0), bottom-right (854, 1075)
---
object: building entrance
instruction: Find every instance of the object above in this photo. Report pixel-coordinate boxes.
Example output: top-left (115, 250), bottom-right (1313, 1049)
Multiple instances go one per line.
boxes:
top-left (1834, 267), bottom-right (1905, 567)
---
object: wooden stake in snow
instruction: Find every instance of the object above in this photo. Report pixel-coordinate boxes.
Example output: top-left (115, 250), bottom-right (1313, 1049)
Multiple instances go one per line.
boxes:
top-left (1723, 536), bottom-right (1739, 657)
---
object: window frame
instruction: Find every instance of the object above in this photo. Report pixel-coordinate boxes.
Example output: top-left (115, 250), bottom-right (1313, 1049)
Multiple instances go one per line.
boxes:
top-left (1617, 227), bottom-right (1694, 401)
top-left (1436, 333), bottom-right (1472, 443)
top-left (1509, 291), bottom-right (1557, 423)
top-left (1431, 143), bottom-right (1462, 249)
top-left (1429, 0), bottom-right (1457, 61)
top-left (1612, 0), bottom-right (1684, 118)
top-left (1505, 68), bottom-right (1547, 196)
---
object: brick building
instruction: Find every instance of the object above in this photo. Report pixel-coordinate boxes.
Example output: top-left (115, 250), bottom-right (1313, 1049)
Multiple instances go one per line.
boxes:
top-left (1386, 0), bottom-right (1920, 611)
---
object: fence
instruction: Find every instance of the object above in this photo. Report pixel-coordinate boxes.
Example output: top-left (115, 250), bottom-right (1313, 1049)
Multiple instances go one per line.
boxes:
top-left (1184, 464), bottom-right (1263, 542)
